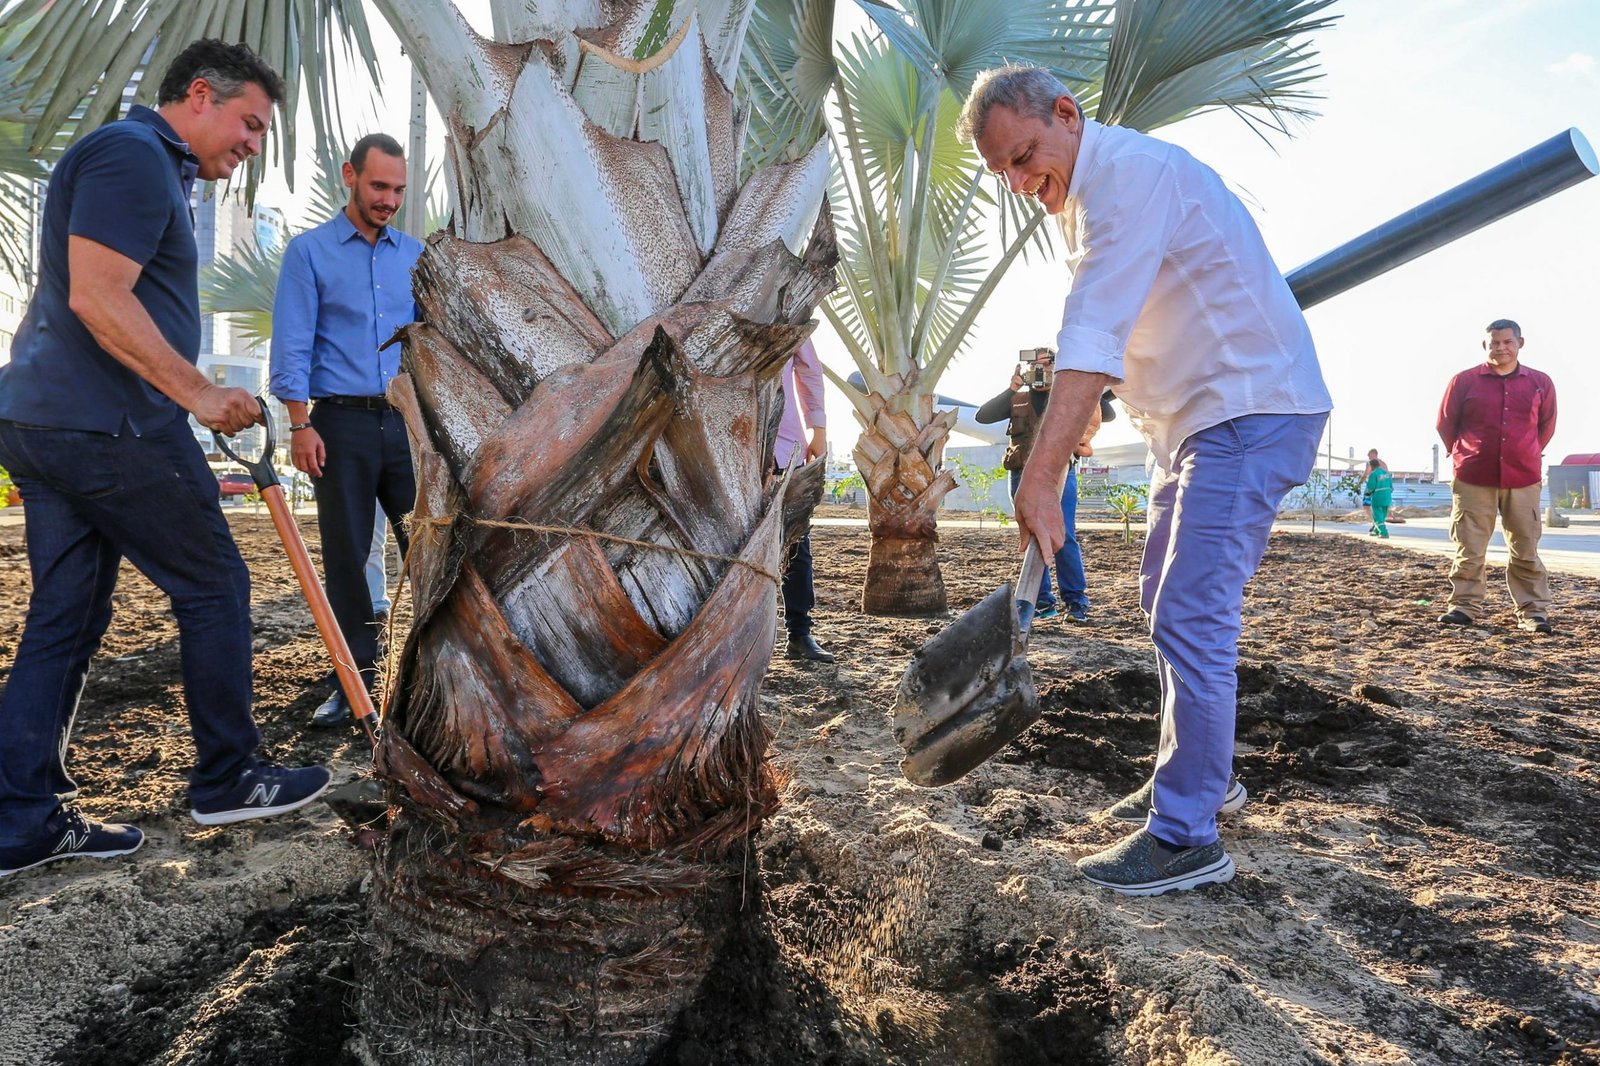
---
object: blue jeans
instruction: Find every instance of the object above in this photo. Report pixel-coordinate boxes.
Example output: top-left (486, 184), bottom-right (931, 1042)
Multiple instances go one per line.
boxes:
top-left (1009, 466), bottom-right (1088, 612)
top-left (0, 415), bottom-right (260, 845)
top-left (1140, 413), bottom-right (1326, 847)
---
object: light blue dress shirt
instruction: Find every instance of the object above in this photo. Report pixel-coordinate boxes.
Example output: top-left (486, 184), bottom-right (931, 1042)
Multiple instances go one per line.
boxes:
top-left (268, 211), bottom-right (424, 401)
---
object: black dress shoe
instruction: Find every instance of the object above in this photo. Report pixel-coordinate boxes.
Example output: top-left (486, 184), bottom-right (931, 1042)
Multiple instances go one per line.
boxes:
top-left (786, 633), bottom-right (835, 663)
top-left (310, 690), bottom-right (353, 727)
top-left (1437, 608), bottom-right (1475, 627)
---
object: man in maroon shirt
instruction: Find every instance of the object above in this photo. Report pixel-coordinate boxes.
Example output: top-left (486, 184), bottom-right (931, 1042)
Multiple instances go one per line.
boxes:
top-left (1435, 319), bottom-right (1558, 633)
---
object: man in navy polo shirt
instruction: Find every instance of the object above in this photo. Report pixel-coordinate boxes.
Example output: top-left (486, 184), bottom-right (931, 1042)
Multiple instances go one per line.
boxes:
top-left (0, 40), bottom-right (332, 879)
top-left (270, 134), bottom-right (423, 726)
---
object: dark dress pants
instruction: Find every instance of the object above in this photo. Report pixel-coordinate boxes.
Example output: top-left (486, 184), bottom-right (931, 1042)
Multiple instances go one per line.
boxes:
top-left (781, 530), bottom-right (816, 638)
top-left (309, 403), bottom-right (414, 688)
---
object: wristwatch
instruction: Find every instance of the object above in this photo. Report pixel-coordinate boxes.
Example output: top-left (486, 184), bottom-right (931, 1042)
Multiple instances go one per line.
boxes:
top-left (289, 422), bottom-right (313, 432)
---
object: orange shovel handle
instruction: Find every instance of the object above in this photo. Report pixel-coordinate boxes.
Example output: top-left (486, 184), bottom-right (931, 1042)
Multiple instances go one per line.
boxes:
top-left (261, 484), bottom-right (379, 742)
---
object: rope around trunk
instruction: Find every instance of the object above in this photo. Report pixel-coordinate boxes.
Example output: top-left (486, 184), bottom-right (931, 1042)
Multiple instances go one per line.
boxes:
top-left (406, 513), bottom-right (782, 584)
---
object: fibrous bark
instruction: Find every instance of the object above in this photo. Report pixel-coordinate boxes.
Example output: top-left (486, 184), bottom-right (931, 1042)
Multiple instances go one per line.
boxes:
top-left (852, 378), bottom-right (957, 615)
top-left (354, 2), bottom-right (834, 1063)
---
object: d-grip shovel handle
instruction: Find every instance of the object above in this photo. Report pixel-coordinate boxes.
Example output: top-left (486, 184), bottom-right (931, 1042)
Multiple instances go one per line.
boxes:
top-left (1013, 539), bottom-right (1047, 642)
top-left (212, 397), bottom-right (278, 490)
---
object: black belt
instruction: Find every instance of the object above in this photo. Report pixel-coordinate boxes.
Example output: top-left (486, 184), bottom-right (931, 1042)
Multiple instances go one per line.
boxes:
top-left (316, 395), bottom-right (390, 410)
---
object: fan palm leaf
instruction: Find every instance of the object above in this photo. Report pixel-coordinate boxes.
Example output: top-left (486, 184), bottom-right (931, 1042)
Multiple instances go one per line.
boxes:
top-left (199, 237), bottom-right (281, 348)
top-left (1088, 0), bottom-right (1338, 132)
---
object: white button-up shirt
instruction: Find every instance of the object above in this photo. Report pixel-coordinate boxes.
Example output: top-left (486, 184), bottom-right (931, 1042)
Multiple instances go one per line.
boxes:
top-left (1053, 120), bottom-right (1331, 469)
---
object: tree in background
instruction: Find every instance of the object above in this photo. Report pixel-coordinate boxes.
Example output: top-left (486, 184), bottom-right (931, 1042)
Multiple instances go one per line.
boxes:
top-left (745, 0), bottom-right (1337, 614)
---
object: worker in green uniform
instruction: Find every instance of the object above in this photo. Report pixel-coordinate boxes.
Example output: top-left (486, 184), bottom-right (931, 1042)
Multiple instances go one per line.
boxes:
top-left (1366, 458), bottom-right (1394, 538)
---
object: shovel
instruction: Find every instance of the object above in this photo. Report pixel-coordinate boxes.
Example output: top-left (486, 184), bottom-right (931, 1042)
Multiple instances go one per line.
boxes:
top-left (216, 399), bottom-right (378, 747)
top-left (893, 540), bottom-right (1047, 786)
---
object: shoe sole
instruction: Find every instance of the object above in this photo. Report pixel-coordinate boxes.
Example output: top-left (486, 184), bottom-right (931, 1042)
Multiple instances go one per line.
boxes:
top-left (1081, 852), bottom-right (1236, 896)
top-left (1112, 780), bottom-right (1249, 824)
top-left (190, 778), bottom-right (334, 827)
top-left (0, 834), bottom-right (144, 877)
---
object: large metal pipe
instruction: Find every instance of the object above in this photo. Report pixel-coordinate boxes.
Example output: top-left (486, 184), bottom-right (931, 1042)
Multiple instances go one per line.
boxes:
top-left (1286, 128), bottom-right (1598, 309)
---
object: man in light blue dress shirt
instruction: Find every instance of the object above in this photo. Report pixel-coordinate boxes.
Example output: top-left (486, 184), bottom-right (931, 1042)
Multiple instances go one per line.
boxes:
top-left (269, 133), bottom-right (424, 726)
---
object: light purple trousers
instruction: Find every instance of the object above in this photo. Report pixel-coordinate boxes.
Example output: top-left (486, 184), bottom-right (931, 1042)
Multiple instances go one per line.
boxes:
top-left (1141, 413), bottom-right (1327, 847)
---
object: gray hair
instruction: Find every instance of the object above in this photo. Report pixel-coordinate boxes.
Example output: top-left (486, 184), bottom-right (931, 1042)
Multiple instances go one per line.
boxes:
top-left (1485, 318), bottom-right (1521, 337)
top-left (956, 64), bottom-right (1074, 144)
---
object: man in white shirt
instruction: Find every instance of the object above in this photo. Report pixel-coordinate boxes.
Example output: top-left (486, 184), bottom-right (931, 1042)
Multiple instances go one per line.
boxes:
top-left (959, 65), bottom-right (1332, 896)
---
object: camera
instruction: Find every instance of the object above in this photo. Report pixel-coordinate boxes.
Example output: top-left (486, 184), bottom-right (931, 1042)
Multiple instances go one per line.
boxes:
top-left (1018, 349), bottom-right (1051, 390)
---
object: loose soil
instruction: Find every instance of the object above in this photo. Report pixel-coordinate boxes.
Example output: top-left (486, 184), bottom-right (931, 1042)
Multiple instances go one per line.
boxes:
top-left (1, 513), bottom-right (1596, 1066)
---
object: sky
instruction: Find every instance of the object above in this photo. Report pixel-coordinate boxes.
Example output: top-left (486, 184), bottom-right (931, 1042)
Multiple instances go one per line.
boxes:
top-left (265, 0), bottom-right (1600, 477)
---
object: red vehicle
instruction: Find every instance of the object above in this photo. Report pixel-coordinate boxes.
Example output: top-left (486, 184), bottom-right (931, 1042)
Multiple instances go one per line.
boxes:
top-left (217, 472), bottom-right (255, 498)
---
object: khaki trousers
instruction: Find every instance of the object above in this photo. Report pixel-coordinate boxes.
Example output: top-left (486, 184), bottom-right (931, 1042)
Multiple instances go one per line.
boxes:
top-left (1446, 481), bottom-right (1550, 621)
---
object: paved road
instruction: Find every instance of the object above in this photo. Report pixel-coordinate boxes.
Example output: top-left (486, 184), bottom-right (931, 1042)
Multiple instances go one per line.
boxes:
top-left (1273, 516), bottom-right (1600, 579)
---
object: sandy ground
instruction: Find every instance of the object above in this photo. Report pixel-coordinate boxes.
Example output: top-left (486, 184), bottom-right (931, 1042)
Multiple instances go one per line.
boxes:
top-left (0, 513), bottom-right (1596, 1066)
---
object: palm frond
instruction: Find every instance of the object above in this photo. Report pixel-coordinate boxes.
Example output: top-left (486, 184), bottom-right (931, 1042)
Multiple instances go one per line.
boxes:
top-left (199, 238), bottom-right (283, 349)
top-left (738, 0), bottom-right (837, 172)
top-left (0, 0), bottom-right (383, 194)
top-left (827, 29), bottom-right (1023, 387)
top-left (1091, 0), bottom-right (1339, 132)
top-left (903, 0), bottom-right (1113, 98)
top-left (0, 168), bottom-right (40, 289)
top-left (303, 145), bottom-right (351, 227)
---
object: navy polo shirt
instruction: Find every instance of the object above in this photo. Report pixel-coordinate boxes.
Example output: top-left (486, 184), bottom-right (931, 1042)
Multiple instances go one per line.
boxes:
top-left (0, 106), bottom-right (202, 435)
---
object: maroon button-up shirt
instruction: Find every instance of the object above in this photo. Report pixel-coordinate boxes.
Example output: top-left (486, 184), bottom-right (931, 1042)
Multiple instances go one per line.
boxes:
top-left (1436, 362), bottom-right (1557, 489)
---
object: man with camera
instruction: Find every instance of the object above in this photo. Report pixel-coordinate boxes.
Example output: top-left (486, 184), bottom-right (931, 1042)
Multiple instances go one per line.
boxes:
top-left (975, 346), bottom-right (1112, 623)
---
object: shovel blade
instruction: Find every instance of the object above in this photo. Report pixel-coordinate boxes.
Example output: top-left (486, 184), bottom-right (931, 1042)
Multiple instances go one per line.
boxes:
top-left (893, 581), bottom-right (1041, 786)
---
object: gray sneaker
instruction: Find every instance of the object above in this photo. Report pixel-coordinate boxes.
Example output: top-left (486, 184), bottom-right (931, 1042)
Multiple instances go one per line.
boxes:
top-left (1077, 828), bottom-right (1235, 896)
top-left (1106, 774), bottom-right (1247, 823)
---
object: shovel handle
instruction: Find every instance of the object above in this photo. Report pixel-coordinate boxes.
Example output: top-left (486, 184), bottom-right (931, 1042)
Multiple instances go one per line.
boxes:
top-left (1014, 539), bottom-right (1047, 635)
top-left (259, 483), bottom-right (379, 745)
top-left (218, 402), bottom-right (377, 745)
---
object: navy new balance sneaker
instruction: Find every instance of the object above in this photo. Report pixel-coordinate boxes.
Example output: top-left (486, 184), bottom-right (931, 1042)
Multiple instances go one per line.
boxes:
top-left (191, 763), bottom-right (333, 826)
top-left (0, 807), bottom-right (144, 878)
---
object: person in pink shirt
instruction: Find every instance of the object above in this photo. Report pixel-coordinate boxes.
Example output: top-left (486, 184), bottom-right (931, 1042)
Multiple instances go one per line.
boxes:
top-left (774, 339), bottom-right (834, 662)
top-left (1435, 319), bottom-right (1558, 634)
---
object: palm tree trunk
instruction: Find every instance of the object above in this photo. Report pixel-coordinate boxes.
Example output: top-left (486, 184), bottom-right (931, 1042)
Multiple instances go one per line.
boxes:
top-left (353, 3), bottom-right (834, 1062)
top-left (852, 385), bottom-right (957, 615)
